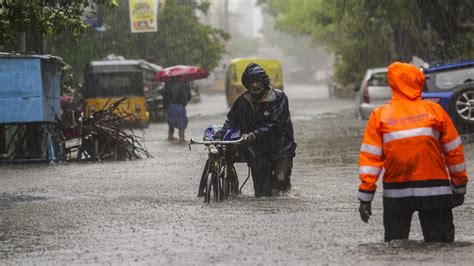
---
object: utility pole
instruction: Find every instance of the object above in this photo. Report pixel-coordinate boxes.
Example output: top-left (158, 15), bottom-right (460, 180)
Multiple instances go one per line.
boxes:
top-left (224, 0), bottom-right (229, 32)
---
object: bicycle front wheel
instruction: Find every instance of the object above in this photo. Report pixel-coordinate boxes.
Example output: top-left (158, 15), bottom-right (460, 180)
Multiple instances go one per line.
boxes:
top-left (204, 172), bottom-right (213, 203)
top-left (198, 159), bottom-right (210, 197)
top-left (220, 165), bottom-right (229, 199)
top-left (214, 171), bottom-right (222, 202)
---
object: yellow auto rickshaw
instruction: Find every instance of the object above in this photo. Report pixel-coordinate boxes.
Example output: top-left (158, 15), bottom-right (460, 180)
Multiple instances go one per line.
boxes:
top-left (225, 58), bottom-right (284, 107)
top-left (83, 60), bottom-right (150, 126)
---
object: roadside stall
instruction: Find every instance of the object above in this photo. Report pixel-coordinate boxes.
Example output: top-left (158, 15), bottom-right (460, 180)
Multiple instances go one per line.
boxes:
top-left (0, 53), bottom-right (63, 162)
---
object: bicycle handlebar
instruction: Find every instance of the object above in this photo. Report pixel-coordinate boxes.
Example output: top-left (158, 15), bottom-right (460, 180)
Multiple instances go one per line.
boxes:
top-left (189, 137), bottom-right (244, 145)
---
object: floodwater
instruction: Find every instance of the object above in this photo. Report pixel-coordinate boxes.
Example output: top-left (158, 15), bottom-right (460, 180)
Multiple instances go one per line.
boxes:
top-left (1, 84), bottom-right (474, 264)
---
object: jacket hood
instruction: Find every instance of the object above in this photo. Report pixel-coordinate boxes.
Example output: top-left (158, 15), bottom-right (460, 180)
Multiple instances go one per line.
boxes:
top-left (388, 62), bottom-right (426, 100)
top-left (241, 62), bottom-right (270, 89)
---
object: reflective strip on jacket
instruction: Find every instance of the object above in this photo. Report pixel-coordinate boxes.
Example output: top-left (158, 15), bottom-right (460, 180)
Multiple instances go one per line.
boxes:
top-left (358, 62), bottom-right (468, 208)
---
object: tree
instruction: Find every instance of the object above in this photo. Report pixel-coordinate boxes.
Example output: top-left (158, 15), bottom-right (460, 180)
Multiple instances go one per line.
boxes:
top-left (258, 0), bottom-right (474, 86)
top-left (50, 0), bottom-right (228, 73)
top-left (0, 0), bottom-right (118, 52)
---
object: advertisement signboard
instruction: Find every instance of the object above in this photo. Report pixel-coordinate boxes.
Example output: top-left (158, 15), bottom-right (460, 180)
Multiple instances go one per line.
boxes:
top-left (129, 0), bottom-right (159, 33)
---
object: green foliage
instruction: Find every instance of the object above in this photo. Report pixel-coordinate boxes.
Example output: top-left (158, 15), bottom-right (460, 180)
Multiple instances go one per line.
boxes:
top-left (1, 0), bottom-right (225, 93)
top-left (0, 0), bottom-right (117, 50)
top-left (60, 63), bottom-right (82, 94)
top-left (150, 1), bottom-right (228, 69)
top-left (259, 0), bottom-right (474, 86)
top-left (50, 0), bottom-right (227, 75)
top-left (0, 0), bottom-right (117, 94)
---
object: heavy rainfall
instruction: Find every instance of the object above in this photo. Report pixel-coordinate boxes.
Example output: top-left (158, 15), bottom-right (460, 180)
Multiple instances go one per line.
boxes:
top-left (1, 0), bottom-right (474, 264)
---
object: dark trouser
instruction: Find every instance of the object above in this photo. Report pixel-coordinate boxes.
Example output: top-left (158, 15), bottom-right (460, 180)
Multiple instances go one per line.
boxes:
top-left (383, 207), bottom-right (455, 242)
top-left (249, 157), bottom-right (293, 197)
top-left (250, 160), bottom-right (273, 197)
top-left (271, 158), bottom-right (293, 192)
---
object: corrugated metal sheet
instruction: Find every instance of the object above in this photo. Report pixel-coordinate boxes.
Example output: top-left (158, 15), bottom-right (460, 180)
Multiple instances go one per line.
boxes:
top-left (0, 56), bottom-right (61, 123)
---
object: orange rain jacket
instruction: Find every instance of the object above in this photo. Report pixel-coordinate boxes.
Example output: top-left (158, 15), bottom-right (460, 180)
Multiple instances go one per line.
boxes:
top-left (358, 62), bottom-right (468, 209)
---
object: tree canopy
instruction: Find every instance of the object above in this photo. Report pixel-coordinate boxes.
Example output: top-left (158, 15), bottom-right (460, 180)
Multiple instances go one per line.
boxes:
top-left (258, 0), bottom-right (474, 86)
top-left (0, 0), bottom-right (118, 51)
top-left (50, 0), bottom-right (228, 73)
top-left (1, 0), bottom-right (228, 79)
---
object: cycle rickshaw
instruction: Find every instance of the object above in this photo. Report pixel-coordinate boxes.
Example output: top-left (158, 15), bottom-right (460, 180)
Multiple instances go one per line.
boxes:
top-left (189, 125), bottom-right (251, 203)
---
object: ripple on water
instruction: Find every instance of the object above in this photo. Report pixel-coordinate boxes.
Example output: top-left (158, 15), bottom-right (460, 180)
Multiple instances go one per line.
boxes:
top-left (0, 193), bottom-right (47, 209)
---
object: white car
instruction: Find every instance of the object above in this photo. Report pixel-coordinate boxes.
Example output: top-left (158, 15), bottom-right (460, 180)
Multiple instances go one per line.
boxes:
top-left (355, 68), bottom-right (391, 119)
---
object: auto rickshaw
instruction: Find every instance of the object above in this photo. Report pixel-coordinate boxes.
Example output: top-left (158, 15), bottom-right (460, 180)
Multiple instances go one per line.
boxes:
top-left (225, 58), bottom-right (284, 107)
top-left (83, 60), bottom-right (150, 126)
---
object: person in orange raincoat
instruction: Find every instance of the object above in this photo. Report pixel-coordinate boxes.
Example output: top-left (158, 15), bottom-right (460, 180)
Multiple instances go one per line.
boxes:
top-left (357, 62), bottom-right (468, 242)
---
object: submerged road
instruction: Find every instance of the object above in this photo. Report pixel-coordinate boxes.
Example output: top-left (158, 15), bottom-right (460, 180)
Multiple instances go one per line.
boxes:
top-left (1, 83), bottom-right (474, 264)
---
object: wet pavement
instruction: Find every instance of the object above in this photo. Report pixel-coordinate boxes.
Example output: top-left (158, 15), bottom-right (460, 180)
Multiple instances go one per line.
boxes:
top-left (1, 83), bottom-right (474, 265)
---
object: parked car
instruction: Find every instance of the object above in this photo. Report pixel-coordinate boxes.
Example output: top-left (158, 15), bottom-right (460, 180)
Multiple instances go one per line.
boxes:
top-left (422, 60), bottom-right (474, 135)
top-left (144, 82), bottom-right (165, 122)
top-left (355, 68), bottom-right (391, 119)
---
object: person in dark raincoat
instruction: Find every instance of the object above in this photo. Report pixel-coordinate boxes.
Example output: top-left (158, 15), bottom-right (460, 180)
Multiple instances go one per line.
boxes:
top-left (224, 63), bottom-right (296, 197)
top-left (163, 77), bottom-right (192, 142)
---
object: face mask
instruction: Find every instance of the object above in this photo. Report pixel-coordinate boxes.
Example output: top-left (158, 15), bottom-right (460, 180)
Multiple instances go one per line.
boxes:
top-left (250, 85), bottom-right (264, 93)
top-left (248, 84), bottom-right (265, 101)
top-left (250, 91), bottom-right (266, 101)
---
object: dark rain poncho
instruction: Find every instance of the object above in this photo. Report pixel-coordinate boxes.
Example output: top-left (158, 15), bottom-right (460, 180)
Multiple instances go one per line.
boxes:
top-left (225, 63), bottom-right (296, 161)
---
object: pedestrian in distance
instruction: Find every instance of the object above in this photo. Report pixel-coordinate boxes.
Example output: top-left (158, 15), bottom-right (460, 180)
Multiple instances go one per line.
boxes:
top-left (224, 62), bottom-right (297, 197)
top-left (357, 62), bottom-right (468, 242)
top-left (163, 77), bottom-right (192, 142)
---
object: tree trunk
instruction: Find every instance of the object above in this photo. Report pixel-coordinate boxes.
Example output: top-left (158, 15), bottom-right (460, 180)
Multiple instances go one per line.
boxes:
top-left (25, 30), bottom-right (44, 53)
top-left (15, 32), bottom-right (26, 52)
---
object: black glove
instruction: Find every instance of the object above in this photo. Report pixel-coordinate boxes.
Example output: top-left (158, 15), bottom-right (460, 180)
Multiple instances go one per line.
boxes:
top-left (452, 193), bottom-right (465, 208)
top-left (359, 202), bottom-right (372, 223)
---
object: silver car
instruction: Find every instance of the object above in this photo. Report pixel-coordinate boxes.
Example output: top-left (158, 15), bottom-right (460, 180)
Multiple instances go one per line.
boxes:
top-left (355, 68), bottom-right (391, 119)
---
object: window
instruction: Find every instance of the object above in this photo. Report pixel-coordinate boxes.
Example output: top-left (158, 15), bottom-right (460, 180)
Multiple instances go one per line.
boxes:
top-left (425, 66), bottom-right (474, 92)
top-left (85, 72), bottom-right (144, 97)
top-left (369, 72), bottom-right (388, 86)
top-left (435, 68), bottom-right (474, 90)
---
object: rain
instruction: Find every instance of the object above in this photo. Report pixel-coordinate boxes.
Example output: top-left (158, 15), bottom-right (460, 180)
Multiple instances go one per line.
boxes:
top-left (1, 0), bottom-right (474, 264)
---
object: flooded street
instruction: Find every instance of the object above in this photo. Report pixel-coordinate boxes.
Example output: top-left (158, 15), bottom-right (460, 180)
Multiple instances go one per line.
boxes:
top-left (1, 83), bottom-right (474, 265)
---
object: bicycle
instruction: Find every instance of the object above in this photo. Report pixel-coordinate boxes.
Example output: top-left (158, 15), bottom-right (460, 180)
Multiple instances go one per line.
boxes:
top-left (189, 136), bottom-right (245, 203)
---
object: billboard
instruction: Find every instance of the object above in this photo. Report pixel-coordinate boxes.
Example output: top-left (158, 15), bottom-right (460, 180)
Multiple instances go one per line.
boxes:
top-left (129, 0), bottom-right (159, 33)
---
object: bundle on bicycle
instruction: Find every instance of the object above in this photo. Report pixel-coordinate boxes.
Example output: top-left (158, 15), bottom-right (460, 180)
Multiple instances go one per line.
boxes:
top-left (189, 125), bottom-right (249, 203)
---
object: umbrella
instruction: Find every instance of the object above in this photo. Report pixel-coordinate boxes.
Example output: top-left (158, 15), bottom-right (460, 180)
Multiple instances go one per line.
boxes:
top-left (154, 65), bottom-right (209, 82)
